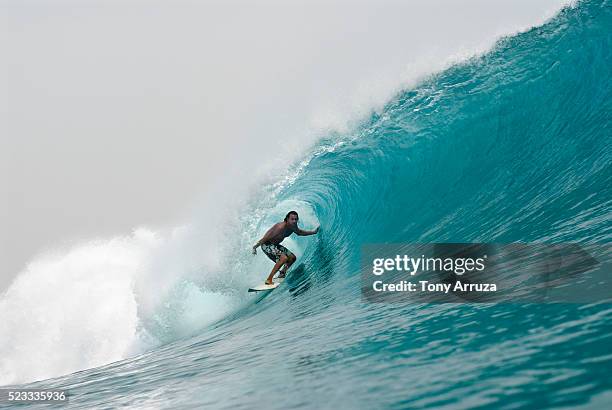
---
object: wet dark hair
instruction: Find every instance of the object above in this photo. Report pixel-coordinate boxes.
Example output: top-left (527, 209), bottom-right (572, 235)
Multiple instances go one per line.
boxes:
top-left (284, 211), bottom-right (299, 222)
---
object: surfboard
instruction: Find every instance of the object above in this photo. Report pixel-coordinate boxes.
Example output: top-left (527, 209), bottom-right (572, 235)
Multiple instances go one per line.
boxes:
top-left (248, 277), bottom-right (285, 292)
top-left (248, 283), bottom-right (279, 292)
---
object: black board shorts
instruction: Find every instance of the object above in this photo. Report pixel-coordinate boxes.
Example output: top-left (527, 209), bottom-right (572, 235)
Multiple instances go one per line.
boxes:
top-left (261, 242), bottom-right (294, 262)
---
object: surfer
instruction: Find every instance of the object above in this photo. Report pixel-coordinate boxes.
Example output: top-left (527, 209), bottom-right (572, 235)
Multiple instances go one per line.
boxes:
top-left (252, 211), bottom-right (319, 285)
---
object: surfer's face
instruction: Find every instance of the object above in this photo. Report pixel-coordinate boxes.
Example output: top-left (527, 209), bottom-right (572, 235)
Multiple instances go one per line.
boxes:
top-left (287, 214), bottom-right (298, 226)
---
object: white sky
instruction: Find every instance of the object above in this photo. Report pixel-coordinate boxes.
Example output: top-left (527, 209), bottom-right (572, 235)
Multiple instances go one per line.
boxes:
top-left (1, 0), bottom-right (568, 289)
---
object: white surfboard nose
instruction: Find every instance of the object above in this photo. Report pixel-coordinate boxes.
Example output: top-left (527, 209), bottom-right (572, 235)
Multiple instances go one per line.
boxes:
top-left (248, 282), bottom-right (281, 292)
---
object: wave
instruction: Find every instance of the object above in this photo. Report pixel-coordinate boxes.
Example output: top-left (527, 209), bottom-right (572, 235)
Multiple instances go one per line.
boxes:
top-left (1, 0), bottom-right (610, 393)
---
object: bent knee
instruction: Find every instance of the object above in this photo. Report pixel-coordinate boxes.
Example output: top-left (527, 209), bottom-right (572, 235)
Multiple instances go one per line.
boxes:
top-left (289, 254), bottom-right (297, 262)
top-left (278, 254), bottom-right (289, 263)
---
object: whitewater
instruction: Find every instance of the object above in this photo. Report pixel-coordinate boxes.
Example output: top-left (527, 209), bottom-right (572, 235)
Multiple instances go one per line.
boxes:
top-left (1, 0), bottom-right (611, 408)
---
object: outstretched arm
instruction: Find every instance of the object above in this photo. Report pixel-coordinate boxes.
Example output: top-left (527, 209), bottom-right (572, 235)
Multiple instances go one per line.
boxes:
top-left (295, 226), bottom-right (320, 236)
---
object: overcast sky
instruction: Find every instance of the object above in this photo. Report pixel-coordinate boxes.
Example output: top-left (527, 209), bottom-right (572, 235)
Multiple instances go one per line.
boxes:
top-left (1, 0), bottom-right (568, 290)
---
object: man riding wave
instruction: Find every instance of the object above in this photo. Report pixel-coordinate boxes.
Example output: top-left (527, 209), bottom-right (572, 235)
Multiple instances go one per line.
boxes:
top-left (252, 211), bottom-right (319, 285)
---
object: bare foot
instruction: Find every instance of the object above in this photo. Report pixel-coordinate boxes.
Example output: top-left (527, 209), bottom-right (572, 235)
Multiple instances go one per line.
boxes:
top-left (265, 279), bottom-right (274, 285)
top-left (278, 272), bottom-right (286, 279)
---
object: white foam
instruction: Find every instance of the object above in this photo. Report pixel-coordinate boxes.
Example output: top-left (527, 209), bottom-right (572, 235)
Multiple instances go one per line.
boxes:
top-left (0, 226), bottom-right (242, 385)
